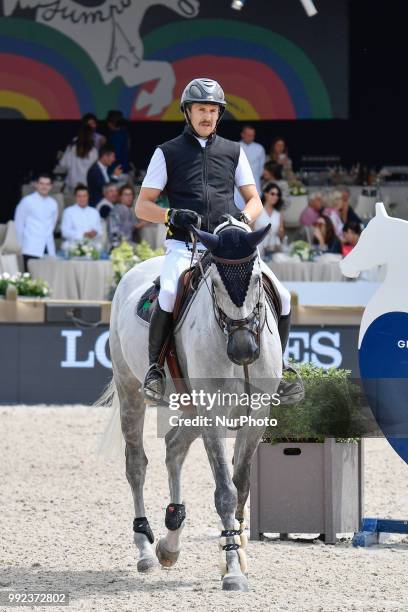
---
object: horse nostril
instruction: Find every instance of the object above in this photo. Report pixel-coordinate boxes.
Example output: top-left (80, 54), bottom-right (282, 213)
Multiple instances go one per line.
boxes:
top-left (227, 330), bottom-right (259, 366)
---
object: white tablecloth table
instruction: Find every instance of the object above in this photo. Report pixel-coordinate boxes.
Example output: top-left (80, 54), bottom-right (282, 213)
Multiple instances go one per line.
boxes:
top-left (269, 260), bottom-right (345, 282)
top-left (28, 258), bottom-right (113, 300)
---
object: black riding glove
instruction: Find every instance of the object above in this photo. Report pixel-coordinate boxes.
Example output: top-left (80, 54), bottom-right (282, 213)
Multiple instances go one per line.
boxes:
top-left (167, 208), bottom-right (202, 231)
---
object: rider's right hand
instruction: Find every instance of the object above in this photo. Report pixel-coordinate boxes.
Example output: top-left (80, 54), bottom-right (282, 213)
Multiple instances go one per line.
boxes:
top-left (168, 209), bottom-right (202, 230)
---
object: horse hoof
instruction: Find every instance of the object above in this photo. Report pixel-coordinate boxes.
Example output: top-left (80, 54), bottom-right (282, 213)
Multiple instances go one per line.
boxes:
top-left (155, 538), bottom-right (180, 568)
top-left (137, 556), bottom-right (157, 573)
top-left (222, 574), bottom-right (249, 592)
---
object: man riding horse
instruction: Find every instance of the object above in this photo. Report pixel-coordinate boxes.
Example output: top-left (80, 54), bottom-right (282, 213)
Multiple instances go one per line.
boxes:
top-left (135, 77), bottom-right (303, 403)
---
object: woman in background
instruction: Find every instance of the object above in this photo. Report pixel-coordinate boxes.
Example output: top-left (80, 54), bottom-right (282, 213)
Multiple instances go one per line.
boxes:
top-left (312, 215), bottom-right (342, 254)
top-left (254, 182), bottom-right (285, 259)
top-left (81, 113), bottom-right (106, 150)
top-left (269, 136), bottom-right (294, 181)
top-left (60, 125), bottom-right (98, 192)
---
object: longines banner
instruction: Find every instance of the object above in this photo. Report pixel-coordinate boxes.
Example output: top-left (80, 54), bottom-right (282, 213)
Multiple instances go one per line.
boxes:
top-left (0, 0), bottom-right (348, 120)
top-left (0, 323), bottom-right (358, 404)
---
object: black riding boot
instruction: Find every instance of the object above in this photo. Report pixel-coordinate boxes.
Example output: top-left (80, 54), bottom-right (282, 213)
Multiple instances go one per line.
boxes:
top-left (277, 311), bottom-right (305, 405)
top-left (143, 302), bottom-right (173, 402)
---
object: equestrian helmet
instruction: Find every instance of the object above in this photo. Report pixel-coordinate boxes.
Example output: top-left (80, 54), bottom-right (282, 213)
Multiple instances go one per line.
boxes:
top-left (180, 78), bottom-right (226, 119)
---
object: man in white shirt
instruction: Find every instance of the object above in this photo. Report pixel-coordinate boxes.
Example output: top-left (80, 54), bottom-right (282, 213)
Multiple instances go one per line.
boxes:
top-left (235, 125), bottom-right (266, 209)
top-left (14, 173), bottom-right (58, 271)
top-left (61, 184), bottom-right (102, 243)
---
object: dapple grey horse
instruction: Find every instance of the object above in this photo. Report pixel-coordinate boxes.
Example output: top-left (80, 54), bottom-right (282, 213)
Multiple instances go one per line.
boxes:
top-left (100, 220), bottom-right (282, 592)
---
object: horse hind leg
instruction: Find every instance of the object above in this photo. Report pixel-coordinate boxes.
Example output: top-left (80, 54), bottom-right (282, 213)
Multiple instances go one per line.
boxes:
top-left (156, 420), bottom-right (200, 568)
top-left (114, 363), bottom-right (158, 573)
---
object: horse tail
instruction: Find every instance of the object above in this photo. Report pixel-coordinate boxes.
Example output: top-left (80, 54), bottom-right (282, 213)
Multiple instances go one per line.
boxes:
top-left (95, 377), bottom-right (125, 459)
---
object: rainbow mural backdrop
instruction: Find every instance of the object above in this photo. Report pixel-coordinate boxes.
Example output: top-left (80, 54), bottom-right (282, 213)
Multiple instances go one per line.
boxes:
top-left (0, 15), bottom-right (335, 120)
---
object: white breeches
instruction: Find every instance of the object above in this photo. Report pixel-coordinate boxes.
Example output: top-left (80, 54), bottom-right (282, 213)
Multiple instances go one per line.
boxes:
top-left (158, 241), bottom-right (291, 316)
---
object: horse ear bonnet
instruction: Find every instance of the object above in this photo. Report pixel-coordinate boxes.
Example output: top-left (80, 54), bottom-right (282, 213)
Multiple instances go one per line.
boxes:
top-left (212, 226), bottom-right (257, 307)
top-left (212, 226), bottom-right (255, 260)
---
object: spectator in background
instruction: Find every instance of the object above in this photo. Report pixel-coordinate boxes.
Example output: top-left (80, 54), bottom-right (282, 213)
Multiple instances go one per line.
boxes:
top-left (81, 113), bottom-right (106, 150)
top-left (235, 125), bottom-right (265, 208)
top-left (325, 190), bottom-right (345, 239)
top-left (239, 125), bottom-right (265, 194)
top-left (269, 136), bottom-right (294, 181)
top-left (61, 184), bottom-right (102, 243)
top-left (300, 192), bottom-right (325, 226)
top-left (312, 215), bottom-right (342, 254)
top-left (87, 145), bottom-right (122, 206)
top-left (108, 184), bottom-right (145, 246)
top-left (60, 125), bottom-right (98, 192)
top-left (106, 110), bottom-right (130, 173)
top-left (338, 187), bottom-right (362, 226)
top-left (254, 182), bottom-right (285, 259)
top-left (341, 221), bottom-right (362, 256)
top-left (96, 183), bottom-right (119, 219)
top-left (262, 160), bottom-right (290, 206)
top-left (14, 172), bottom-right (58, 271)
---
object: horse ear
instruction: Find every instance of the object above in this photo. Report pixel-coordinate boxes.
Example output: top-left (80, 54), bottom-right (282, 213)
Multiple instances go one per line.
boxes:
top-left (375, 202), bottom-right (388, 217)
top-left (245, 224), bottom-right (271, 250)
top-left (192, 226), bottom-right (220, 252)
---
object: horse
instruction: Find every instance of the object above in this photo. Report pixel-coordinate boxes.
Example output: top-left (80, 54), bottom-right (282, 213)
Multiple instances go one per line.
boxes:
top-left (3, 0), bottom-right (200, 116)
top-left (100, 218), bottom-right (282, 592)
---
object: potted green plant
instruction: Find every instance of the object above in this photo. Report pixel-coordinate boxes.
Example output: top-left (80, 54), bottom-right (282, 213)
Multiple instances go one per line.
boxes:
top-left (250, 363), bottom-right (372, 544)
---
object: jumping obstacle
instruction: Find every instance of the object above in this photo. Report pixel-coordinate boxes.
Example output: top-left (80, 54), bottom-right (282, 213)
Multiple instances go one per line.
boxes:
top-left (340, 203), bottom-right (408, 548)
top-left (352, 518), bottom-right (408, 547)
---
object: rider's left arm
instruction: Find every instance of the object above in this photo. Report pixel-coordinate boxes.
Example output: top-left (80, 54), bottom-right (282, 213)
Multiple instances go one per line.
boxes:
top-left (238, 184), bottom-right (263, 222)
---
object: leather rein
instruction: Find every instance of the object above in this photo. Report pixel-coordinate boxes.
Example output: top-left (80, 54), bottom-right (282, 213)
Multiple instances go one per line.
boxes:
top-left (191, 238), bottom-right (270, 430)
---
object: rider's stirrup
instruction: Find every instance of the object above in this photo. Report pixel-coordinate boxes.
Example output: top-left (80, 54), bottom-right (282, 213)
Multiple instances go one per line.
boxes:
top-left (143, 363), bottom-right (167, 402)
top-left (277, 362), bottom-right (305, 406)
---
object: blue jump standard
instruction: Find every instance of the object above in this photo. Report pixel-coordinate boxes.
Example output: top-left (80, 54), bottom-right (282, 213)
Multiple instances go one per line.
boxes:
top-left (353, 518), bottom-right (408, 547)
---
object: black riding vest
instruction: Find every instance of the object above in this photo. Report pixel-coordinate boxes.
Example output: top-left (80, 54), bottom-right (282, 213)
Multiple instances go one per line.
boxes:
top-left (159, 126), bottom-right (241, 241)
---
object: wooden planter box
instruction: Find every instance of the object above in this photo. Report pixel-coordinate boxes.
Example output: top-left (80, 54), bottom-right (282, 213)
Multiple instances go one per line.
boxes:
top-left (250, 439), bottom-right (364, 544)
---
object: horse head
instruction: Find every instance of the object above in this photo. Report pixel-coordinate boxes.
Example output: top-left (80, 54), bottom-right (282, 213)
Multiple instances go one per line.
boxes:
top-left (161, 0), bottom-right (200, 18)
top-left (193, 218), bottom-right (270, 366)
top-left (340, 202), bottom-right (399, 278)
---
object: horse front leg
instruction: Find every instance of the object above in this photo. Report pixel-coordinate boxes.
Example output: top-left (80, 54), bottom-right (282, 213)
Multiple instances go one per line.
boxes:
top-left (156, 420), bottom-right (200, 568)
top-left (232, 418), bottom-right (268, 548)
top-left (115, 367), bottom-right (157, 573)
top-left (201, 428), bottom-right (249, 592)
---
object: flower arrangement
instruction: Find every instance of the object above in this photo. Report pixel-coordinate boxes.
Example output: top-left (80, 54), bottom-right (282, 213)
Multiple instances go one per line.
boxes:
top-left (289, 182), bottom-right (308, 196)
top-left (110, 240), bottom-right (164, 289)
top-left (290, 240), bottom-right (311, 261)
top-left (263, 362), bottom-right (372, 444)
top-left (68, 239), bottom-right (101, 260)
top-left (0, 272), bottom-right (51, 297)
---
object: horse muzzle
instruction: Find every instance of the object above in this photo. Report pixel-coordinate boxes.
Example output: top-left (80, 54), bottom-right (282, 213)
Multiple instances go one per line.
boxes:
top-left (227, 328), bottom-right (260, 366)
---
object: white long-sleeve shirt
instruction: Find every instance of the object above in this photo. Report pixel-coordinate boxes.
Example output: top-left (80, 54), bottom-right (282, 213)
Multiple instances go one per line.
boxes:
top-left (61, 204), bottom-right (102, 242)
top-left (14, 192), bottom-right (58, 257)
top-left (60, 144), bottom-right (98, 191)
top-left (234, 140), bottom-right (266, 208)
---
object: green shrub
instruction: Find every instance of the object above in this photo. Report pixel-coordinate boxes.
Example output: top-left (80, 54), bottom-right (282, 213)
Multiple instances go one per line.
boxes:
top-left (264, 362), bottom-right (370, 444)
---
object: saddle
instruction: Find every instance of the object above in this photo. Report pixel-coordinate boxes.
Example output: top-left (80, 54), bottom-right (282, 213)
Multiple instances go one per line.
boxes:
top-left (136, 253), bottom-right (282, 393)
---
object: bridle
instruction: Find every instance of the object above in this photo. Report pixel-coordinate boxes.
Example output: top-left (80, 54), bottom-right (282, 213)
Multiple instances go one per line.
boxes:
top-left (195, 245), bottom-right (269, 430)
top-left (209, 252), bottom-right (266, 351)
